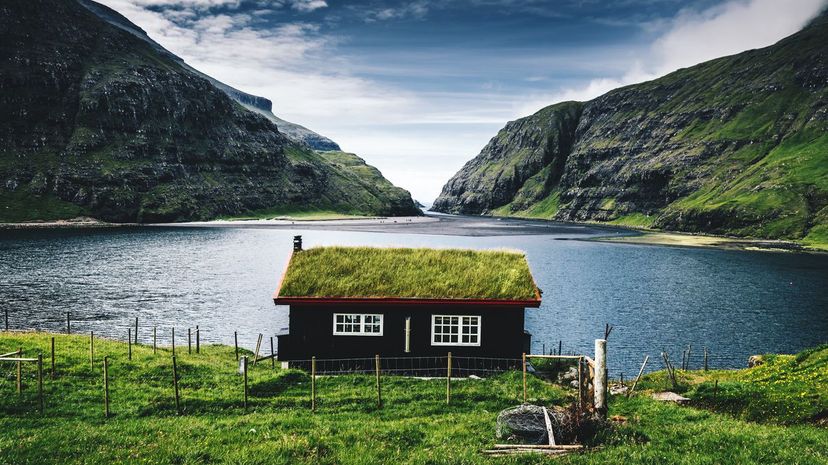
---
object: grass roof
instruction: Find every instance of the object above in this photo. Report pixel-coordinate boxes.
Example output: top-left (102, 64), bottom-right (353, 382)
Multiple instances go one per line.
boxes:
top-left (276, 246), bottom-right (539, 301)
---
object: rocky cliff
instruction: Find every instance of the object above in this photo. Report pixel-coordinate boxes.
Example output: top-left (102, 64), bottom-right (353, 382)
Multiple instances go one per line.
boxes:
top-left (76, 0), bottom-right (340, 151)
top-left (434, 11), bottom-right (828, 247)
top-left (0, 0), bottom-right (418, 222)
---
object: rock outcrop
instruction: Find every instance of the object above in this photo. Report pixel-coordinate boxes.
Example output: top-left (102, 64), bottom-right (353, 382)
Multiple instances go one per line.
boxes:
top-left (434, 11), bottom-right (828, 246)
top-left (0, 0), bottom-right (419, 222)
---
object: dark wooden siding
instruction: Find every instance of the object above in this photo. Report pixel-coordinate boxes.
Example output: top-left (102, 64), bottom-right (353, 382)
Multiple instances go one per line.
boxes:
top-left (277, 303), bottom-right (529, 360)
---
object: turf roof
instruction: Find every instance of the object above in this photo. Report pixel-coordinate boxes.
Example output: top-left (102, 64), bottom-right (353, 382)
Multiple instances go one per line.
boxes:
top-left (275, 246), bottom-right (540, 302)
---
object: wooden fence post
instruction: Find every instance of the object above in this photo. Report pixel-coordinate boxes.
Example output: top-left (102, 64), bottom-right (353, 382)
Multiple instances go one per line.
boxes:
top-left (686, 344), bottom-right (692, 371)
top-left (447, 352), bottom-right (452, 405)
top-left (234, 331), bottom-right (239, 361)
top-left (90, 331), bottom-right (94, 369)
top-left (196, 326), bottom-right (200, 354)
top-left (66, 312), bottom-right (70, 334)
top-left (134, 317), bottom-right (138, 344)
top-left (594, 339), bottom-right (607, 415)
top-left (628, 355), bottom-right (649, 397)
top-left (253, 334), bottom-right (263, 366)
top-left (661, 352), bottom-right (678, 389)
top-left (243, 356), bottom-right (248, 409)
top-left (577, 357), bottom-right (583, 409)
top-left (37, 353), bottom-right (43, 414)
top-left (188, 328), bottom-right (192, 354)
top-left (311, 356), bottom-right (316, 412)
top-left (522, 352), bottom-right (527, 404)
top-left (16, 348), bottom-right (22, 394)
top-left (128, 328), bottom-right (132, 361)
top-left (171, 328), bottom-right (175, 356)
top-left (153, 327), bottom-right (157, 355)
top-left (375, 354), bottom-right (382, 408)
top-left (703, 347), bottom-right (709, 371)
top-left (172, 356), bottom-right (180, 415)
top-left (103, 356), bottom-right (110, 418)
top-left (50, 337), bottom-right (55, 379)
top-left (270, 337), bottom-right (275, 369)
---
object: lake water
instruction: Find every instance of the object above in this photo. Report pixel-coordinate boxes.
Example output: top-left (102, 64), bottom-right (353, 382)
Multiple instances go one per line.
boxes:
top-left (1, 217), bottom-right (826, 377)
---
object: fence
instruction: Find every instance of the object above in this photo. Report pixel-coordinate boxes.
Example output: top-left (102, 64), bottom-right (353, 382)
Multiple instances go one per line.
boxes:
top-left (1, 332), bottom-right (596, 419)
top-left (287, 355), bottom-right (523, 377)
top-left (1, 313), bottom-right (724, 419)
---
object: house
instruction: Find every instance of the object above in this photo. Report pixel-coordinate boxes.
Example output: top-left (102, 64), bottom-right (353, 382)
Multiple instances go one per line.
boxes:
top-left (273, 237), bottom-right (542, 367)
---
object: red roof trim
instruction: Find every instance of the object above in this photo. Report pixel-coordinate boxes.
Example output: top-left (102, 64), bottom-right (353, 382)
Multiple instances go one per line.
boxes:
top-left (273, 296), bottom-right (542, 307)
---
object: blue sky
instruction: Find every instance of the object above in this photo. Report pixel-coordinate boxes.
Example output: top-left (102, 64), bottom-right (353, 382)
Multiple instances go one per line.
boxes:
top-left (99, 0), bottom-right (826, 204)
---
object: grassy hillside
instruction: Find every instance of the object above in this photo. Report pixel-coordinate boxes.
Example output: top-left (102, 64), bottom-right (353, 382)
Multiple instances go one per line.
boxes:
top-left (1, 332), bottom-right (826, 464)
top-left (0, 0), bottom-right (419, 223)
top-left (635, 344), bottom-right (828, 425)
top-left (434, 12), bottom-right (828, 250)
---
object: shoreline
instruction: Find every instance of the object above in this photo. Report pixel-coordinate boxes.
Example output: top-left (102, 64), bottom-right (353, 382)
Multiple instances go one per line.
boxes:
top-left (1, 214), bottom-right (824, 254)
top-left (588, 230), bottom-right (817, 253)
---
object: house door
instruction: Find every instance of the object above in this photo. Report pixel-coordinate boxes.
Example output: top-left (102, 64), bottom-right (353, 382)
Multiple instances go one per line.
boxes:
top-left (404, 316), bottom-right (412, 354)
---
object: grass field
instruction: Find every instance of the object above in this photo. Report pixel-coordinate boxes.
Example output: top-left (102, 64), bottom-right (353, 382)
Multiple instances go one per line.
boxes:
top-left (0, 333), bottom-right (826, 465)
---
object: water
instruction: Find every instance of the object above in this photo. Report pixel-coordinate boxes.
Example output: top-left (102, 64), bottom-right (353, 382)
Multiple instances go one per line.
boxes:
top-left (1, 222), bottom-right (826, 377)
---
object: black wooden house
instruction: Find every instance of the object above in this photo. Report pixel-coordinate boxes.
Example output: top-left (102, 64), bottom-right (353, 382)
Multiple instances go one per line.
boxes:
top-left (273, 239), bottom-right (541, 366)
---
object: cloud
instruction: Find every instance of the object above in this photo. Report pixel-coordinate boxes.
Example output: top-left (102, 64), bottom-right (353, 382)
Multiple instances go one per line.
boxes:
top-left (516, 0), bottom-right (827, 115)
top-left (356, 1), bottom-right (430, 22)
top-left (288, 0), bottom-right (327, 13)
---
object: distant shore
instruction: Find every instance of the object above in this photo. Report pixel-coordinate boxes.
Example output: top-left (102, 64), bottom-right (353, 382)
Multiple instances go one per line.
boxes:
top-left (589, 230), bottom-right (812, 253)
top-left (0, 217), bottom-right (129, 229)
top-left (1, 214), bottom-right (824, 253)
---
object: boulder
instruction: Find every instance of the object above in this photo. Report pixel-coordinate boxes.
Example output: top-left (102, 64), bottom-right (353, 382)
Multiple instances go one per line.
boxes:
top-left (651, 392), bottom-right (690, 404)
top-left (748, 355), bottom-right (764, 368)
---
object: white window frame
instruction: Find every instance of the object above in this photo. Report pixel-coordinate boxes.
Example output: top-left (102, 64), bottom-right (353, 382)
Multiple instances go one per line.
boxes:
top-left (333, 313), bottom-right (384, 336)
top-left (431, 315), bottom-right (481, 347)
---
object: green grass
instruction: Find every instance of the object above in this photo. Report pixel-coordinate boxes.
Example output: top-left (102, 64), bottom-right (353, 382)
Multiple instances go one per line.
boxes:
top-left (0, 189), bottom-right (87, 222)
top-left (277, 246), bottom-right (540, 300)
top-left (1, 333), bottom-right (827, 464)
top-left (631, 345), bottom-right (828, 425)
top-left (492, 191), bottom-right (561, 219)
top-left (608, 213), bottom-right (655, 229)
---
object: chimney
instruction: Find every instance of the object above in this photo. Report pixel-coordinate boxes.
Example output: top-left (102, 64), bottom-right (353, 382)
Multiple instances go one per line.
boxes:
top-left (293, 235), bottom-right (302, 252)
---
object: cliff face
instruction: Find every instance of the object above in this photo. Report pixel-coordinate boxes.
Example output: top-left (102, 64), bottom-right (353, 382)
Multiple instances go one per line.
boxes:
top-left (0, 0), bottom-right (418, 222)
top-left (434, 11), bottom-right (828, 246)
top-left (76, 0), bottom-right (340, 151)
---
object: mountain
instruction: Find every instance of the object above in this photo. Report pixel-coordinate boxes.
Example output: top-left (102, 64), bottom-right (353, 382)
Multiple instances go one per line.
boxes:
top-left (76, 0), bottom-right (340, 152)
top-left (433, 11), bottom-right (828, 248)
top-left (0, 0), bottom-right (419, 223)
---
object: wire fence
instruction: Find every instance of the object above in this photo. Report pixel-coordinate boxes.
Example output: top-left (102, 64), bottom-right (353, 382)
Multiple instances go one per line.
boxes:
top-left (1, 312), bottom-right (751, 420)
top-left (287, 355), bottom-right (523, 377)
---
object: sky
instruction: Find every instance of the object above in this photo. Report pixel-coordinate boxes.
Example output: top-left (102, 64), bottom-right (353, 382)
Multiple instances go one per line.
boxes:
top-left (96, 0), bottom-right (826, 205)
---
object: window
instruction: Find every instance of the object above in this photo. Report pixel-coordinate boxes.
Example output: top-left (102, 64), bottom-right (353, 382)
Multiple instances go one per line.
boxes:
top-left (431, 315), bottom-right (481, 346)
top-left (333, 313), bottom-right (383, 336)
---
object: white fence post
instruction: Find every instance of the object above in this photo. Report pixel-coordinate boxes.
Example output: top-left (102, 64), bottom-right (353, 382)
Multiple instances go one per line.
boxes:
top-left (594, 339), bottom-right (607, 414)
